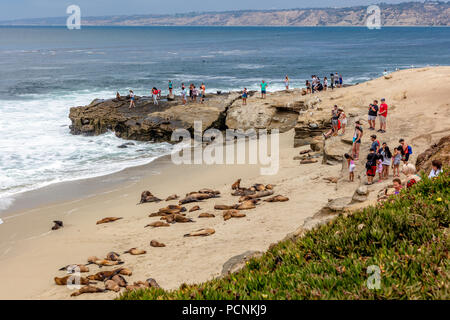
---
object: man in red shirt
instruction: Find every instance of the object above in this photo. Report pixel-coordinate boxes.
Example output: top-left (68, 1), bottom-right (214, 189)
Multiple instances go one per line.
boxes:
top-left (378, 98), bottom-right (388, 133)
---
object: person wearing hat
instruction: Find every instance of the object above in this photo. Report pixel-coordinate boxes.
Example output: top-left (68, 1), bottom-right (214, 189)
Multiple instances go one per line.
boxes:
top-left (378, 98), bottom-right (388, 133)
top-left (352, 120), bottom-right (363, 160)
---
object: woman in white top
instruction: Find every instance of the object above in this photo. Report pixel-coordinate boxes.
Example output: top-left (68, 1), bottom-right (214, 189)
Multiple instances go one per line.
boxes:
top-left (428, 160), bottom-right (443, 178)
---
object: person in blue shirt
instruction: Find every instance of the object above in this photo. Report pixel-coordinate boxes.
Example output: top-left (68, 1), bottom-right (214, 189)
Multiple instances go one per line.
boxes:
top-left (260, 80), bottom-right (268, 99)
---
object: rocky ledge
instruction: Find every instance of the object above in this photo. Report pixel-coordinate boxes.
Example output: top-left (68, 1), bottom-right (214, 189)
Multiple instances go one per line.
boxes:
top-left (69, 90), bottom-right (306, 142)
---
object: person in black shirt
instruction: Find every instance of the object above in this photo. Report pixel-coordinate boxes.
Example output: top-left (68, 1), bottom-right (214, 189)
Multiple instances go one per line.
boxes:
top-left (368, 100), bottom-right (379, 130)
top-left (366, 147), bottom-right (379, 185)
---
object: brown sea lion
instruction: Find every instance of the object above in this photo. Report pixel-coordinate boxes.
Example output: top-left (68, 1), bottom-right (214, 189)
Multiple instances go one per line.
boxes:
top-left (114, 267), bottom-right (132, 276)
top-left (59, 264), bottom-right (90, 273)
top-left (239, 190), bottom-right (274, 202)
top-left (70, 285), bottom-right (104, 297)
top-left (146, 278), bottom-right (160, 288)
top-left (189, 205), bottom-right (201, 212)
top-left (104, 279), bottom-right (120, 292)
top-left (198, 188), bottom-right (220, 195)
top-left (111, 274), bottom-right (128, 287)
top-left (265, 184), bottom-right (274, 190)
top-left (52, 220), bottom-right (64, 230)
top-left (150, 240), bottom-right (166, 247)
top-left (106, 252), bottom-right (121, 261)
top-left (231, 179), bottom-right (241, 190)
top-left (223, 210), bottom-right (246, 221)
top-left (198, 213), bottom-right (215, 218)
top-left (236, 200), bottom-right (258, 210)
top-left (124, 248), bottom-right (147, 255)
top-left (264, 195), bottom-right (290, 202)
top-left (184, 228), bottom-right (215, 237)
top-left (231, 189), bottom-right (256, 197)
top-left (145, 221), bottom-right (170, 228)
top-left (54, 275), bottom-right (91, 286)
top-left (139, 191), bottom-right (162, 204)
top-left (179, 192), bottom-right (218, 205)
top-left (165, 194), bottom-right (179, 201)
top-left (160, 215), bottom-right (175, 223)
top-left (96, 217), bottom-right (123, 225)
top-left (253, 184), bottom-right (266, 191)
top-left (151, 205), bottom-right (186, 216)
top-left (87, 270), bottom-right (117, 281)
top-left (87, 256), bottom-right (124, 267)
top-left (214, 204), bottom-right (238, 210)
top-left (173, 214), bottom-right (194, 223)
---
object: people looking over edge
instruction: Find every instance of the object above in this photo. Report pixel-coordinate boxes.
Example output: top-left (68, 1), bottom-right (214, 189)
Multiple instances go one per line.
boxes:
top-left (378, 98), bottom-right (388, 133)
top-left (368, 100), bottom-right (379, 130)
top-left (399, 138), bottom-right (412, 164)
top-left (261, 80), bottom-right (268, 99)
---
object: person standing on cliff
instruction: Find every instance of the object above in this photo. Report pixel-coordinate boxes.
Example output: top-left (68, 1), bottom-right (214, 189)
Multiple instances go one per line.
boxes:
top-left (129, 90), bottom-right (135, 109)
top-left (168, 80), bottom-right (173, 95)
top-left (378, 98), bottom-right (388, 133)
top-left (242, 88), bottom-right (248, 105)
top-left (334, 72), bottom-right (339, 88)
top-left (284, 75), bottom-right (290, 90)
top-left (330, 73), bottom-right (335, 90)
top-left (352, 120), bottom-right (363, 161)
top-left (200, 83), bottom-right (206, 103)
top-left (368, 100), bottom-right (379, 130)
top-left (261, 80), bottom-right (268, 99)
top-left (339, 74), bottom-right (343, 88)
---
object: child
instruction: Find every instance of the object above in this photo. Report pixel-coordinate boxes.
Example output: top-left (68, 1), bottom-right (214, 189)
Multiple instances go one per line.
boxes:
top-left (393, 178), bottom-right (403, 195)
top-left (242, 88), bottom-right (248, 105)
top-left (392, 146), bottom-right (402, 177)
top-left (181, 87), bottom-right (187, 105)
top-left (344, 153), bottom-right (355, 182)
top-left (377, 157), bottom-right (383, 182)
top-left (428, 160), bottom-right (443, 178)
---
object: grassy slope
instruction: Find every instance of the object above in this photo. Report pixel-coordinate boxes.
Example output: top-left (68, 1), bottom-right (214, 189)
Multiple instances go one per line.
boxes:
top-left (120, 172), bottom-right (449, 300)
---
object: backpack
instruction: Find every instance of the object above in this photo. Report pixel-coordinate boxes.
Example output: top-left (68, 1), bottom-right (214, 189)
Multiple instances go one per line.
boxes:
top-left (408, 145), bottom-right (412, 154)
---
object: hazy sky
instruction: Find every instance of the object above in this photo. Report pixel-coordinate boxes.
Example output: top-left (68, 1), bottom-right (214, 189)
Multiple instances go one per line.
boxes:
top-left (0, 0), bottom-right (426, 21)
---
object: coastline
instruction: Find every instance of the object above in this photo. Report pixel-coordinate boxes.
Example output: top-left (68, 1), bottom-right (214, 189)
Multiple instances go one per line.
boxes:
top-left (0, 66), bottom-right (449, 300)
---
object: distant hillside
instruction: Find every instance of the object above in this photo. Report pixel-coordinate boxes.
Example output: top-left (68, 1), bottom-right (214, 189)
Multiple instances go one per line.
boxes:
top-left (1, 1), bottom-right (449, 26)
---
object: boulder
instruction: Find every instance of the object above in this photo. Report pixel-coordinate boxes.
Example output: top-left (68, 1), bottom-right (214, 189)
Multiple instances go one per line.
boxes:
top-left (415, 135), bottom-right (450, 173)
top-left (221, 250), bottom-right (262, 275)
top-left (326, 197), bottom-right (352, 212)
top-left (356, 185), bottom-right (368, 196)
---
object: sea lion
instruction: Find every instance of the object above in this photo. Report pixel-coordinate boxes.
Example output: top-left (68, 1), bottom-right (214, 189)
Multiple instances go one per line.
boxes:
top-left (165, 194), bottom-right (179, 201)
top-left (223, 210), bottom-right (246, 221)
top-left (146, 278), bottom-right (160, 288)
top-left (96, 217), bottom-right (123, 225)
top-left (139, 191), bottom-right (162, 204)
top-left (265, 184), bottom-right (274, 190)
top-left (184, 228), bottom-right (215, 237)
top-left (87, 256), bottom-right (124, 267)
top-left (179, 192), bottom-right (218, 205)
top-left (151, 205), bottom-right (186, 216)
top-left (70, 285), bottom-right (104, 297)
top-left (198, 188), bottom-right (220, 195)
top-left (231, 189), bottom-right (256, 197)
top-left (52, 220), bottom-right (64, 230)
top-left (173, 214), bottom-right (194, 223)
top-left (54, 275), bottom-right (91, 286)
top-left (111, 274), bottom-right (128, 287)
top-left (198, 213), bottom-right (215, 218)
top-left (87, 270), bottom-right (118, 281)
top-left (114, 267), bottom-right (132, 276)
top-left (214, 204), bottom-right (238, 210)
top-left (124, 248), bottom-right (147, 255)
top-left (189, 205), bottom-right (201, 212)
top-left (264, 195), bottom-right (290, 202)
top-left (150, 240), bottom-right (166, 247)
top-left (231, 179), bottom-right (241, 190)
top-left (253, 184), bottom-right (266, 191)
top-left (160, 215), bottom-right (175, 223)
top-left (236, 200), bottom-right (258, 210)
top-left (59, 264), bottom-right (90, 273)
top-left (106, 252), bottom-right (121, 261)
top-left (145, 221), bottom-right (170, 228)
top-left (239, 190), bottom-right (274, 202)
top-left (105, 279), bottom-right (120, 292)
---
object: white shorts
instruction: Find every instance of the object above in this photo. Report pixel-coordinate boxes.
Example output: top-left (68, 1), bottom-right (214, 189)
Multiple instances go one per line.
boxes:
top-left (379, 115), bottom-right (387, 123)
top-left (368, 115), bottom-right (377, 121)
top-left (341, 118), bottom-right (347, 125)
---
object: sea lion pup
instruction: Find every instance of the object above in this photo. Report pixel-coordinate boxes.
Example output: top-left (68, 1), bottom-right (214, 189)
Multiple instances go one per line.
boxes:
top-left (104, 279), bottom-right (120, 292)
top-left (223, 210), bottom-right (246, 221)
top-left (189, 205), bottom-right (201, 212)
top-left (96, 217), bottom-right (123, 225)
top-left (70, 285), bottom-right (104, 297)
top-left (87, 256), bottom-right (124, 267)
top-left (184, 228), bottom-right (215, 237)
top-left (165, 194), bottom-right (179, 201)
top-left (139, 191), bottom-right (162, 204)
top-left (54, 275), bottom-right (91, 286)
top-left (145, 221), bottom-right (170, 228)
top-left (123, 248), bottom-right (147, 255)
top-left (265, 184), bottom-right (274, 190)
top-left (264, 195), bottom-right (290, 202)
top-left (198, 213), bottom-right (215, 218)
top-left (214, 204), bottom-right (238, 210)
top-left (150, 240), bottom-right (166, 247)
top-left (239, 190), bottom-right (274, 202)
top-left (59, 264), bottom-right (89, 273)
top-left (106, 252), bottom-right (121, 262)
top-left (231, 179), bottom-right (241, 190)
top-left (51, 220), bottom-right (63, 230)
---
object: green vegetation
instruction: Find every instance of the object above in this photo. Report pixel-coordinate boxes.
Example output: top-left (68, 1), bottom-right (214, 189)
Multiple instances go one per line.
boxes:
top-left (120, 172), bottom-right (449, 300)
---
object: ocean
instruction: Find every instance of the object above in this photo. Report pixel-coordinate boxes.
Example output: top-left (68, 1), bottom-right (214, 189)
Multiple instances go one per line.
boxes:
top-left (0, 26), bottom-right (449, 212)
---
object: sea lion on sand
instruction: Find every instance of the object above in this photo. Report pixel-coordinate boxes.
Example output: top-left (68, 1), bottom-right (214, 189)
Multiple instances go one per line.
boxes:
top-left (151, 205), bottom-right (186, 216)
top-left (146, 278), bottom-right (160, 288)
top-left (70, 285), bottom-right (104, 297)
top-left (198, 188), bottom-right (220, 195)
top-left (264, 195), bottom-right (290, 202)
top-left (111, 274), bottom-right (128, 287)
top-left (223, 210), bottom-right (246, 221)
top-left (59, 264), bottom-right (89, 273)
top-left (214, 204), bottom-right (238, 210)
top-left (198, 213), bottom-right (215, 218)
top-left (96, 217), bottom-right (123, 225)
top-left (116, 267), bottom-right (132, 276)
top-left (165, 194), bottom-right (179, 201)
top-left (54, 276), bottom-right (91, 286)
top-left (239, 190), bottom-right (274, 202)
top-left (189, 205), bottom-right (201, 212)
top-left (87, 271), bottom-right (117, 281)
top-left (51, 220), bottom-right (63, 230)
top-left (106, 252), bottom-right (121, 261)
top-left (265, 184), bottom-right (274, 190)
top-left (179, 192), bottom-right (219, 205)
top-left (231, 179), bottom-right (241, 190)
top-left (105, 279), bottom-right (120, 292)
top-left (139, 191), bottom-right (162, 204)
top-left (173, 214), bottom-right (194, 223)
top-left (145, 221), bottom-right (170, 228)
top-left (184, 228), bottom-right (215, 237)
top-left (150, 240), bottom-right (166, 247)
top-left (231, 189), bottom-right (256, 197)
top-left (236, 200), bottom-right (259, 210)
top-left (87, 256), bottom-right (124, 267)
top-left (253, 184), bottom-right (266, 191)
top-left (124, 248), bottom-right (147, 255)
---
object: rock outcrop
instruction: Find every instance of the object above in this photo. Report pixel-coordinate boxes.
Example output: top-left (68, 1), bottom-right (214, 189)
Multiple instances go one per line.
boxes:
top-left (415, 135), bottom-right (450, 173)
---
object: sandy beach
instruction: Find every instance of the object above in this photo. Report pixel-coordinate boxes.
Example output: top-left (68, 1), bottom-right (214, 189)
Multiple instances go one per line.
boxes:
top-left (0, 66), bottom-right (449, 300)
